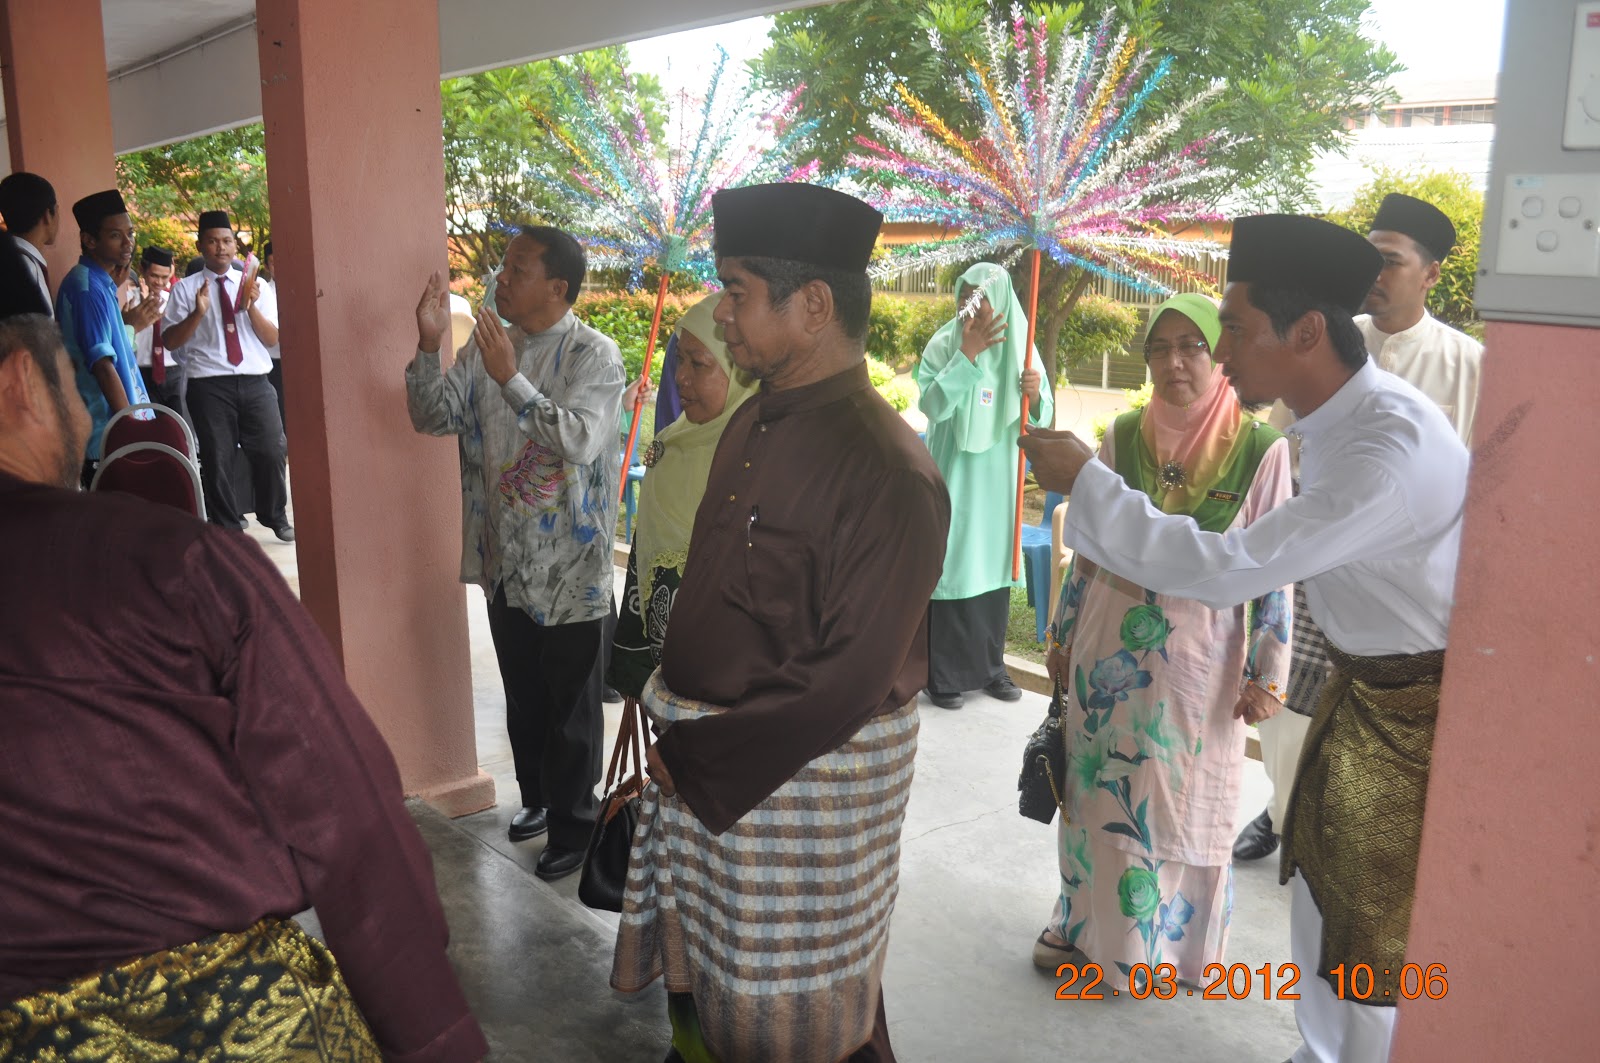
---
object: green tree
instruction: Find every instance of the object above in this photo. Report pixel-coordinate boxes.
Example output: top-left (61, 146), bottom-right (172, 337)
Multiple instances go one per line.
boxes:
top-left (442, 49), bottom-right (664, 280)
top-left (756, 0), bottom-right (1402, 386)
top-left (117, 125), bottom-right (271, 251)
top-left (1326, 166), bottom-right (1484, 329)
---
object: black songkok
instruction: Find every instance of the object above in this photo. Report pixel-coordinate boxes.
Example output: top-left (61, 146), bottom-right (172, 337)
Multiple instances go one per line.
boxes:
top-left (1369, 193), bottom-right (1456, 262)
top-left (712, 183), bottom-right (882, 272)
top-left (197, 210), bottom-right (232, 233)
top-left (1227, 214), bottom-right (1383, 315)
top-left (71, 189), bottom-right (127, 233)
top-left (141, 246), bottom-right (175, 268)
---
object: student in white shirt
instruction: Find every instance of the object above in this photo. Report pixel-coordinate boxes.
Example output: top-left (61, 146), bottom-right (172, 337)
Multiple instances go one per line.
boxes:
top-left (0, 172), bottom-right (59, 313)
top-left (130, 246), bottom-right (184, 417)
top-left (1021, 214), bottom-right (1469, 1063)
top-left (161, 210), bottom-right (291, 541)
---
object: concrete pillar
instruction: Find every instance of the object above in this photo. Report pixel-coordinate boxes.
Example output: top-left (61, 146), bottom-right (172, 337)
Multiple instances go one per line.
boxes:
top-left (1393, 321), bottom-right (1600, 1058)
top-left (254, 0), bottom-right (493, 815)
top-left (0, 0), bottom-right (117, 284)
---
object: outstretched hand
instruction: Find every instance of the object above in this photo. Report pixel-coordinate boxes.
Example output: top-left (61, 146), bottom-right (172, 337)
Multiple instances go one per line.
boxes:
top-left (1018, 426), bottom-right (1094, 494)
top-left (415, 270), bottom-right (451, 354)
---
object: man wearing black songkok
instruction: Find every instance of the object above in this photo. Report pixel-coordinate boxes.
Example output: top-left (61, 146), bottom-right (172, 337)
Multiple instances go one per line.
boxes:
top-left (1357, 192), bottom-right (1483, 444)
top-left (56, 189), bottom-right (156, 486)
top-left (610, 184), bottom-right (950, 1063)
top-left (1021, 214), bottom-right (1470, 1063)
top-left (161, 209), bottom-right (291, 539)
top-left (1235, 193), bottom-right (1485, 866)
top-left (129, 246), bottom-right (185, 416)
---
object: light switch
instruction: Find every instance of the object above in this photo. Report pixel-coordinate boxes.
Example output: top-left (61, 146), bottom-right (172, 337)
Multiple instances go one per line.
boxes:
top-left (1495, 174), bottom-right (1600, 278)
top-left (1567, 2), bottom-right (1600, 149)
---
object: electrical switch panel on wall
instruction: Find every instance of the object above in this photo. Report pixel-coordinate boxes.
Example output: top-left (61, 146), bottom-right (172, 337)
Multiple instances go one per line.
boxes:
top-left (1477, 0), bottom-right (1600, 326)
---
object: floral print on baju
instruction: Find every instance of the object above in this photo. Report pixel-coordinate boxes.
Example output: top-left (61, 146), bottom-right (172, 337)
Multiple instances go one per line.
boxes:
top-left (1044, 431), bottom-right (1293, 981)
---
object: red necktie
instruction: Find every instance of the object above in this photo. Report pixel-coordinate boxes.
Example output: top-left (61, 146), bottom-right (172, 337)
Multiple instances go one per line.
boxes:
top-left (217, 277), bottom-right (244, 366)
top-left (152, 317), bottom-right (166, 384)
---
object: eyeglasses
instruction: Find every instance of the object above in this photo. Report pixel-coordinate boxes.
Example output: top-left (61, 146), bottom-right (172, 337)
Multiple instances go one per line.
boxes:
top-left (1143, 339), bottom-right (1211, 362)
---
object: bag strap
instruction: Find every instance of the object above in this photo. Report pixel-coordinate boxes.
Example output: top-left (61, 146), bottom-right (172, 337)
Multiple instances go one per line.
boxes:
top-left (605, 696), bottom-right (655, 793)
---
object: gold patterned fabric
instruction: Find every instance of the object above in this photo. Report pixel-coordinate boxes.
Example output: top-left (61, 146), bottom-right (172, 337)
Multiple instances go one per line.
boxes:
top-left (1279, 645), bottom-right (1446, 1005)
top-left (0, 918), bottom-right (382, 1061)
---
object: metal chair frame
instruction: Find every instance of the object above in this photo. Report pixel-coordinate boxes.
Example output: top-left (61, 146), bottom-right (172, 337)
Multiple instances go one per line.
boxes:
top-left (91, 441), bottom-right (207, 521)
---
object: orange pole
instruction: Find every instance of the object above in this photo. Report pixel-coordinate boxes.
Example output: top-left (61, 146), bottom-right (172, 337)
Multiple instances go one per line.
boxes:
top-left (620, 272), bottom-right (672, 501)
top-left (1013, 247), bottom-right (1042, 581)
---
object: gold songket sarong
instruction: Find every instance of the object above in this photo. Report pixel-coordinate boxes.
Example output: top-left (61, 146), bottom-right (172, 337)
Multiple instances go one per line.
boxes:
top-left (1280, 644), bottom-right (1446, 1005)
top-left (0, 918), bottom-right (381, 1061)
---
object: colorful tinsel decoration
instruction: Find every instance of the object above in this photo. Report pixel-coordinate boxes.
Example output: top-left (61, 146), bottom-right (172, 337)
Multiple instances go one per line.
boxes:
top-left (529, 48), bottom-right (822, 288)
top-left (852, 7), bottom-right (1231, 295)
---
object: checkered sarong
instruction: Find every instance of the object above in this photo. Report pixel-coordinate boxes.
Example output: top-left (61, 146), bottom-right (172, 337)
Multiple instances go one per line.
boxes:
top-left (611, 671), bottom-right (918, 1063)
top-left (1284, 582), bottom-right (1331, 718)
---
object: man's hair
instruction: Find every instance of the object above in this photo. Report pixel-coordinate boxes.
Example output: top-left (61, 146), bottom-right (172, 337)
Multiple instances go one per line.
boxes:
top-left (0, 173), bottom-right (56, 235)
top-left (516, 225), bottom-right (586, 305)
top-left (0, 314), bottom-right (67, 395)
top-left (1244, 284), bottom-right (1367, 371)
top-left (1407, 236), bottom-right (1441, 268)
top-left (737, 257), bottom-right (873, 340)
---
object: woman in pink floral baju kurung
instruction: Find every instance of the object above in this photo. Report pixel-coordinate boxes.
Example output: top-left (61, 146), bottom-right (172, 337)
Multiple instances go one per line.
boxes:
top-left (1036, 295), bottom-right (1294, 986)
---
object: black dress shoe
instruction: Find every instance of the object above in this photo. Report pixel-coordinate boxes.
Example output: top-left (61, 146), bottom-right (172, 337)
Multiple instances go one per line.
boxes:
top-left (927, 689), bottom-right (964, 710)
top-left (272, 524), bottom-right (296, 542)
top-left (535, 844), bottom-right (585, 881)
top-left (1233, 808), bottom-right (1279, 861)
top-left (602, 685), bottom-right (623, 704)
top-left (984, 674), bottom-right (1023, 702)
top-left (508, 806), bottom-right (548, 842)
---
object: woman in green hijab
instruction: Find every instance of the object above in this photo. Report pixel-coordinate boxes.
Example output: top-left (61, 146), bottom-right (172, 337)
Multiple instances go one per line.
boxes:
top-left (608, 292), bottom-right (758, 698)
top-left (916, 262), bottom-right (1053, 709)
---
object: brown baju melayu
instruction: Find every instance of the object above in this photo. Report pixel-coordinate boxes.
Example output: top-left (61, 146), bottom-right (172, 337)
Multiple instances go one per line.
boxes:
top-left (613, 361), bottom-right (950, 1062)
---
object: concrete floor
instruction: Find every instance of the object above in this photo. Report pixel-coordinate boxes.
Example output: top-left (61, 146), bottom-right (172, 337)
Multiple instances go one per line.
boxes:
top-left (251, 523), bottom-right (1301, 1063)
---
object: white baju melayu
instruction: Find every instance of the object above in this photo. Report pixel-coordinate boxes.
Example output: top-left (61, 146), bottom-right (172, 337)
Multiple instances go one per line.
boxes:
top-left (1060, 359), bottom-right (1470, 1063)
top-left (1257, 313), bottom-right (1482, 837)
top-left (1358, 312), bottom-right (1482, 446)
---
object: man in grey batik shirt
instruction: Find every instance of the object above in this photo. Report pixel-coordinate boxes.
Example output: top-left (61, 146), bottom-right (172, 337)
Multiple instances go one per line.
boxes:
top-left (406, 224), bottom-right (624, 882)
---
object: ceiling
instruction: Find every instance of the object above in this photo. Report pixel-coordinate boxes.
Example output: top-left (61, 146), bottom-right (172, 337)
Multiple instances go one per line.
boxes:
top-left (2, 0), bottom-right (829, 165)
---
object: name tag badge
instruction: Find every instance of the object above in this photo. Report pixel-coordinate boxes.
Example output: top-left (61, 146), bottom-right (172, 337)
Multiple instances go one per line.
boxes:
top-left (1206, 489), bottom-right (1241, 503)
top-left (980, 387), bottom-right (995, 407)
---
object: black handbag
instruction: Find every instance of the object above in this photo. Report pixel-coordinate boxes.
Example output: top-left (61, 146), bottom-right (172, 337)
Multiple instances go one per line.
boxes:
top-left (1017, 676), bottom-right (1070, 825)
top-left (579, 697), bottom-right (650, 912)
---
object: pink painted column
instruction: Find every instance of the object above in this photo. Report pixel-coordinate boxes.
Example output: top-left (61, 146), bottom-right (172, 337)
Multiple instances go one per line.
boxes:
top-left (1393, 321), bottom-right (1600, 1059)
top-left (254, 0), bottom-right (493, 815)
top-left (0, 0), bottom-right (116, 284)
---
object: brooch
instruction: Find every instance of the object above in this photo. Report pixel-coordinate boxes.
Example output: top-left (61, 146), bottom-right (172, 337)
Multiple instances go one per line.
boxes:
top-left (1158, 461), bottom-right (1187, 491)
top-left (641, 440), bottom-right (665, 468)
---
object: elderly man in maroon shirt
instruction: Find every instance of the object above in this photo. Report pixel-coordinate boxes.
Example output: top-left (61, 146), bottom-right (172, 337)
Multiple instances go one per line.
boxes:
top-left (0, 314), bottom-right (485, 1062)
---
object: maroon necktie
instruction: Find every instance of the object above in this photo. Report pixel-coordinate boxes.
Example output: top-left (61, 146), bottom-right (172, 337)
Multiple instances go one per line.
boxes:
top-left (152, 317), bottom-right (166, 384)
top-left (217, 277), bottom-right (244, 366)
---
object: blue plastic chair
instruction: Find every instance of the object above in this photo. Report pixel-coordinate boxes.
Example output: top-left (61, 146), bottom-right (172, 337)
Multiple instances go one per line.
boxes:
top-left (622, 464), bottom-right (647, 539)
top-left (1021, 491), bottom-right (1066, 642)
